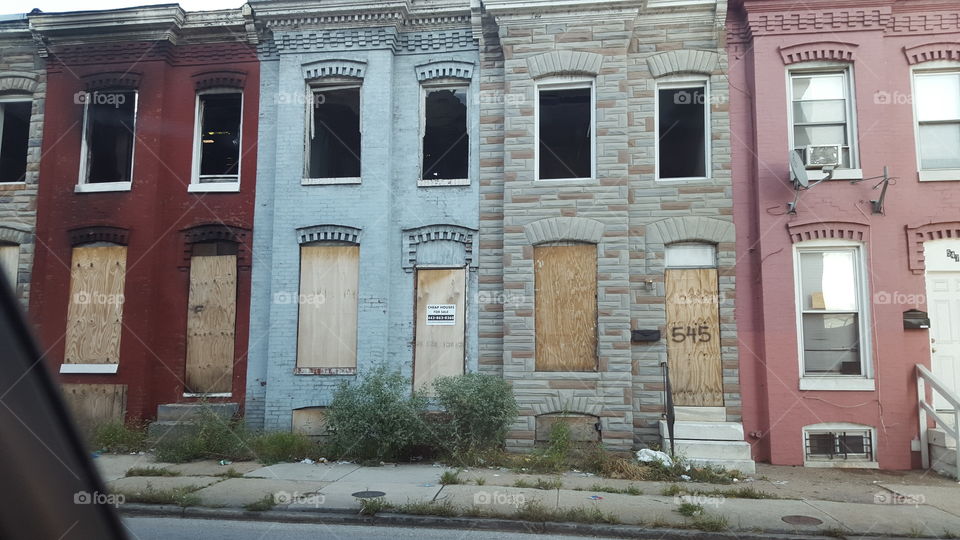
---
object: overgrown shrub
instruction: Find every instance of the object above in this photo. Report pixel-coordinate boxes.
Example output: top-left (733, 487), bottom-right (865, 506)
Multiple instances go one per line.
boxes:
top-left (251, 432), bottom-right (319, 465)
top-left (325, 365), bottom-right (428, 461)
top-left (431, 373), bottom-right (517, 452)
top-left (154, 409), bottom-right (253, 463)
top-left (90, 420), bottom-right (148, 453)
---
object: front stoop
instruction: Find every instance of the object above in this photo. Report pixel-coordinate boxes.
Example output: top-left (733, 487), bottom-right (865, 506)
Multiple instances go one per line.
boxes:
top-left (929, 428), bottom-right (957, 479)
top-left (659, 420), bottom-right (757, 474)
top-left (147, 402), bottom-right (239, 443)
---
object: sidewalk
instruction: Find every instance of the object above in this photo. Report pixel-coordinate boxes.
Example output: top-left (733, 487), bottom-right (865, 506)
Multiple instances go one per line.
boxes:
top-left (97, 454), bottom-right (960, 538)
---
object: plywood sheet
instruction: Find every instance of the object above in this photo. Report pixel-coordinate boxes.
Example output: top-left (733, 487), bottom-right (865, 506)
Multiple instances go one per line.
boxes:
top-left (185, 255), bottom-right (237, 394)
top-left (61, 383), bottom-right (127, 432)
top-left (292, 407), bottom-right (329, 439)
top-left (297, 245), bottom-right (359, 369)
top-left (534, 244), bottom-right (597, 371)
top-left (64, 246), bottom-right (126, 365)
top-left (0, 244), bottom-right (18, 289)
top-left (665, 268), bottom-right (723, 406)
top-left (414, 268), bottom-right (466, 393)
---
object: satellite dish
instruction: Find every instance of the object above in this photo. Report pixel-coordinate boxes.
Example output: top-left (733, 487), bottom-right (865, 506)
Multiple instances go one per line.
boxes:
top-left (789, 151), bottom-right (809, 189)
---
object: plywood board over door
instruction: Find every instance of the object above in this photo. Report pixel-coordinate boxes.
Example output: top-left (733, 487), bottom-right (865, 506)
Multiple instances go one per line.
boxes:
top-left (534, 244), bottom-right (597, 372)
top-left (185, 255), bottom-right (237, 394)
top-left (665, 268), bottom-right (723, 406)
top-left (414, 268), bottom-right (466, 393)
top-left (64, 246), bottom-right (126, 365)
top-left (60, 383), bottom-right (127, 431)
top-left (297, 245), bottom-right (359, 371)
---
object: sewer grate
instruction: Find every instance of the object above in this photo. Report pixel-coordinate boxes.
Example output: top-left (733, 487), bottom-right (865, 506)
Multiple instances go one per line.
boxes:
top-left (781, 515), bottom-right (824, 526)
top-left (352, 490), bottom-right (386, 499)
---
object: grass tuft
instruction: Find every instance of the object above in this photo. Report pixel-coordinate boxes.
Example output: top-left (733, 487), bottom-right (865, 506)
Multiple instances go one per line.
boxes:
top-left (244, 494), bottom-right (276, 512)
top-left (117, 484), bottom-right (201, 507)
top-left (125, 467), bottom-right (180, 477)
top-left (440, 470), bottom-right (463, 485)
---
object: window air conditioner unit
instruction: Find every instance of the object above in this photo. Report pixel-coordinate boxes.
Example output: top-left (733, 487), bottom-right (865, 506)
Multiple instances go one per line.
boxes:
top-left (804, 145), bottom-right (842, 168)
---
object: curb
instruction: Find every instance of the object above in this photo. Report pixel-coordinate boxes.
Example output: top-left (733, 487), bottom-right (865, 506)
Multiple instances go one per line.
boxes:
top-left (119, 503), bottom-right (873, 539)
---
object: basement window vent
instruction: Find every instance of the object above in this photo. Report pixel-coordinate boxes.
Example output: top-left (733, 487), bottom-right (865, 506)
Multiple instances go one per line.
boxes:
top-left (804, 429), bottom-right (873, 462)
top-left (0, 100), bottom-right (30, 183)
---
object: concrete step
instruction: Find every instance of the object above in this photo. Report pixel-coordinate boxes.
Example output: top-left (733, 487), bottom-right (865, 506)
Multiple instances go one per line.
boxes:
top-left (662, 439), bottom-right (753, 461)
top-left (156, 402), bottom-right (239, 423)
top-left (659, 420), bottom-right (744, 441)
top-left (930, 443), bottom-right (957, 479)
top-left (928, 428), bottom-right (957, 449)
top-left (687, 457), bottom-right (757, 475)
top-left (674, 406), bottom-right (725, 422)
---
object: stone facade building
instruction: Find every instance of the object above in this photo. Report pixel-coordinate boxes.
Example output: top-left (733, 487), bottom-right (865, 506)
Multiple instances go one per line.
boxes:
top-left (0, 15), bottom-right (45, 305)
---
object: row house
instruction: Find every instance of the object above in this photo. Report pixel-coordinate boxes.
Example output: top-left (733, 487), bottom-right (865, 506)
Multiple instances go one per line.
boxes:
top-left (28, 6), bottom-right (260, 428)
top-left (243, 0), bottom-right (482, 433)
top-left (0, 14), bottom-right (45, 305)
top-left (729, 0), bottom-right (960, 473)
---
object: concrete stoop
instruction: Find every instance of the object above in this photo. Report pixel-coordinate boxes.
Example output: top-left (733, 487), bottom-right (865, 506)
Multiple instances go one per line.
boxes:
top-left (147, 402), bottom-right (239, 443)
top-left (659, 420), bottom-right (757, 474)
top-left (929, 428), bottom-right (958, 479)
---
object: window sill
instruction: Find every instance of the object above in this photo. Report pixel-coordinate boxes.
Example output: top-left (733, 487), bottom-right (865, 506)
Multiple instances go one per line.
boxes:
top-left (188, 183), bottom-right (240, 193)
top-left (302, 177), bottom-right (361, 186)
top-left (60, 364), bottom-right (119, 374)
top-left (536, 177), bottom-right (595, 183)
top-left (294, 367), bottom-right (357, 376)
top-left (0, 182), bottom-right (27, 191)
top-left (919, 169), bottom-right (960, 182)
top-left (183, 392), bottom-right (232, 398)
top-left (800, 377), bottom-right (875, 391)
top-left (75, 182), bottom-right (132, 193)
top-left (418, 178), bottom-right (470, 187)
top-left (809, 168), bottom-right (862, 181)
top-left (656, 176), bottom-right (712, 183)
top-left (803, 459), bottom-right (878, 469)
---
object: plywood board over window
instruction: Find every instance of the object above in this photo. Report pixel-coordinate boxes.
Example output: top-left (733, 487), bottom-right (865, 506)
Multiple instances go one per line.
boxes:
top-left (665, 268), bottom-right (723, 406)
top-left (534, 244), bottom-right (597, 371)
top-left (414, 268), bottom-right (466, 393)
top-left (297, 245), bottom-right (359, 372)
top-left (64, 246), bottom-right (126, 365)
top-left (185, 254), bottom-right (238, 394)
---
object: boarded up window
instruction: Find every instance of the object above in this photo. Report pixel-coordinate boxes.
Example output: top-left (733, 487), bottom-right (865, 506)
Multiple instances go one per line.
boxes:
top-left (308, 87), bottom-right (361, 179)
top-left (297, 245), bottom-right (359, 371)
top-left (64, 246), bottom-right (126, 365)
top-left (534, 244), bottom-right (597, 371)
top-left (535, 414), bottom-right (600, 443)
top-left (185, 251), bottom-right (238, 394)
top-left (0, 100), bottom-right (31, 183)
top-left (538, 85), bottom-right (592, 180)
top-left (0, 244), bottom-right (18, 289)
top-left (414, 268), bottom-right (466, 393)
top-left (196, 92), bottom-right (242, 182)
top-left (422, 88), bottom-right (468, 180)
top-left (82, 90), bottom-right (137, 183)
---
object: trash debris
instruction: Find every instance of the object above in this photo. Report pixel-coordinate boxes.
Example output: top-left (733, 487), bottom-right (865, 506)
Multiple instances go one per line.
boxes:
top-left (300, 458), bottom-right (315, 465)
top-left (579, 472), bottom-right (595, 477)
top-left (317, 457), bottom-right (329, 464)
top-left (336, 460), bottom-right (353, 465)
top-left (680, 474), bottom-right (692, 481)
top-left (420, 483), bottom-right (434, 487)
top-left (219, 460), bottom-right (232, 466)
top-left (732, 478), bottom-right (740, 483)
top-left (771, 480), bottom-right (788, 485)
top-left (493, 474), bottom-right (500, 477)
top-left (588, 495), bottom-right (604, 500)
top-left (636, 448), bottom-right (673, 467)
top-left (91, 451), bottom-right (101, 458)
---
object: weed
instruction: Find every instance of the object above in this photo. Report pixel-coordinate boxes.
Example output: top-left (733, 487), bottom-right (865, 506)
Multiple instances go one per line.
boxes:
top-left (473, 477), bottom-right (486, 486)
top-left (661, 484), bottom-right (683, 496)
top-left (650, 515), bottom-right (671, 528)
top-left (692, 513), bottom-right (729, 532)
top-left (125, 467), bottom-right (179, 477)
top-left (396, 501), bottom-right (459, 518)
top-left (514, 500), bottom-right (554, 522)
top-left (579, 484), bottom-right (642, 496)
top-left (244, 494), bottom-right (276, 512)
top-left (118, 484), bottom-right (201, 507)
top-left (251, 431), bottom-right (319, 465)
top-left (440, 470), bottom-right (463, 485)
top-left (90, 421), bottom-right (147, 453)
top-left (565, 506), bottom-right (621, 525)
top-left (153, 408), bottom-right (253, 463)
top-left (677, 502), bottom-right (704, 517)
top-left (358, 497), bottom-right (394, 516)
top-left (513, 477), bottom-right (561, 490)
top-left (218, 468), bottom-right (244, 479)
top-left (820, 527), bottom-right (847, 538)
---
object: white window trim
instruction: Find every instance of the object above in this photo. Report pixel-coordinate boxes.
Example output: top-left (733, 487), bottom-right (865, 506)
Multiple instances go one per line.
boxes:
top-left (190, 88), bottom-right (243, 192)
top-left (786, 63), bottom-right (861, 178)
top-left (655, 76), bottom-right (712, 182)
top-left (59, 363), bottom-right (119, 374)
top-left (793, 239), bottom-right (873, 389)
top-left (534, 77), bottom-right (596, 182)
top-left (77, 90), bottom-right (138, 189)
top-left (910, 62), bottom-right (960, 182)
top-left (802, 423), bottom-right (878, 467)
top-left (0, 96), bottom-right (32, 185)
top-left (302, 83), bottom-right (363, 186)
top-left (419, 82), bottom-right (471, 187)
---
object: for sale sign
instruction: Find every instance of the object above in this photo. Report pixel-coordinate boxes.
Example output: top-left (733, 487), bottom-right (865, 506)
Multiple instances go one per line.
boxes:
top-left (426, 304), bottom-right (456, 325)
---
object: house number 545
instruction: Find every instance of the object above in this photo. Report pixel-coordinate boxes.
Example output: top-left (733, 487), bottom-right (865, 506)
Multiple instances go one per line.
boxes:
top-left (670, 325), bottom-right (711, 343)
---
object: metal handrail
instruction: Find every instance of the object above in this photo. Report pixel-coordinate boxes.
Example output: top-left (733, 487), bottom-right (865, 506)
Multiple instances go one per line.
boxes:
top-left (661, 361), bottom-right (676, 457)
top-left (916, 363), bottom-right (960, 481)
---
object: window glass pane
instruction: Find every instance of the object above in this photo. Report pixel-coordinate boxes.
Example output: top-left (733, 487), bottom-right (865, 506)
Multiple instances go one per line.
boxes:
top-left (198, 93), bottom-right (242, 179)
top-left (792, 75), bottom-right (845, 101)
top-left (0, 101), bottom-right (31, 183)
top-left (86, 90), bottom-right (136, 183)
top-left (658, 87), bottom-right (707, 179)
top-left (538, 87), bottom-right (591, 179)
top-left (800, 251), bottom-right (857, 311)
top-left (422, 88), bottom-right (468, 180)
top-left (309, 87), bottom-right (361, 179)
top-left (802, 313), bottom-right (861, 375)
top-left (793, 100), bottom-right (846, 124)
top-left (919, 123), bottom-right (960, 169)
top-left (794, 125), bottom-right (847, 147)
top-left (916, 73), bottom-right (960, 122)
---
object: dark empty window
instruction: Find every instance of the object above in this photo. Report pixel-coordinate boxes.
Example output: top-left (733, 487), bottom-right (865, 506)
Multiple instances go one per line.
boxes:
top-left (197, 92), bottom-right (242, 181)
top-left (658, 86), bottom-right (707, 179)
top-left (0, 101), bottom-right (31, 183)
top-left (422, 88), bottom-right (468, 181)
top-left (83, 90), bottom-right (136, 183)
top-left (308, 87), bottom-right (360, 179)
top-left (538, 86), bottom-right (591, 180)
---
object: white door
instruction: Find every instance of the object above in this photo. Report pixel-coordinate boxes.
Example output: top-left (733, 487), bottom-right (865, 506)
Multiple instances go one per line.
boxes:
top-left (924, 240), bottom-right (960, 410)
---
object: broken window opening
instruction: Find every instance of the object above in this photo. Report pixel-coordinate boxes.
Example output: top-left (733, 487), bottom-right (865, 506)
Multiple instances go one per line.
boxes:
top-left (0, 100), bottom-right (31, 183)
top-left (191, 240), bottom-right (238, 257)
top-left (422, 88), bottom-right (468, 181)
top-left (197, 92), bottom-right (242, 182)
top-left (307, 86), bottom-right (361, 179)
top-left (538, 85), bottom-right (592, 180)
top-left (83, 89), bottom-right (137, 184)
top-left (658, 86), bottom-right (707, 179)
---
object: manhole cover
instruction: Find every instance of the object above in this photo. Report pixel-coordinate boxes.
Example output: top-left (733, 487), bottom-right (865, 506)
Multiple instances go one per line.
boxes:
top-left (352, 490), bottom-right (386, 499)
top-left (781, 515), bottom-right (824, 526)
